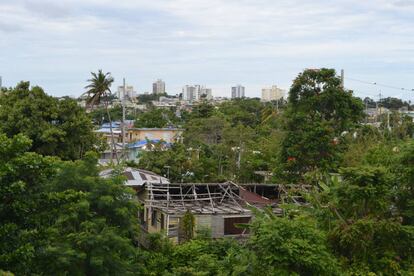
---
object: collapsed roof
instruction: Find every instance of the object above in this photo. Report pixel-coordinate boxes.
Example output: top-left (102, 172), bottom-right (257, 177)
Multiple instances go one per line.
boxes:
top-left (143, 181), bottom-right (281, 215)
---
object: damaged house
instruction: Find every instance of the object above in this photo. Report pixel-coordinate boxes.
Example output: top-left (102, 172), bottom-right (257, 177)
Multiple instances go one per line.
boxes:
top-left (100, 167), bottom-right (307, 243)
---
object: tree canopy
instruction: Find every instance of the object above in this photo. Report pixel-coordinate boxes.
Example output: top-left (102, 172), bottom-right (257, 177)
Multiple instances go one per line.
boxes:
top-left (0, 134), bottom-right (142, 275)
top-left (2, 70), bottom-right (414, 275)
top-left (0, 82), bottom-right (98, 160)
top-left (280, 68), bottom-right (364, 181)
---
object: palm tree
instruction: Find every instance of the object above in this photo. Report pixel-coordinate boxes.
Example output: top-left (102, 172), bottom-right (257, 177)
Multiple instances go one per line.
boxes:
top-left (261, 104), bottom-right (278, 125)
top-left (85, 70), bottom-right (118, 163)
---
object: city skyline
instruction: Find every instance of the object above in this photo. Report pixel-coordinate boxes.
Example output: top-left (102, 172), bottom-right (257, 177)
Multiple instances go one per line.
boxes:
top-left (1, 0), bottom-right (413, 100)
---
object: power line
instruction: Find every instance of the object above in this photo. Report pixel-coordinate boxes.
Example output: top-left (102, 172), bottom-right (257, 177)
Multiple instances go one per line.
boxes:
top-left (345, 77), bottom-right (414, 92)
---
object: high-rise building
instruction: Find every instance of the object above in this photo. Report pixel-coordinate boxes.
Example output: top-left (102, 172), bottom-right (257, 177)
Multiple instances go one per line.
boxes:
top-left (231, 85), bottom-right (245, 98)
top-left (182, 85), bottom-right (212, 102)
top-left (261, 85), bottom-right (285, 102)
top-left (117, 85), bottom-right (136, 99)
top-left (182, 85), bottom-right (196, 101)
top-left (153, 79), bottom-right (166, 94)
top-left (200, 87), bottom-right (212, 100)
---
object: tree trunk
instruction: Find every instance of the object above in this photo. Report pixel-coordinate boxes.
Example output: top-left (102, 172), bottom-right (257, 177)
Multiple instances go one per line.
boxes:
top-left (105, 100), bottom-right (119, 164)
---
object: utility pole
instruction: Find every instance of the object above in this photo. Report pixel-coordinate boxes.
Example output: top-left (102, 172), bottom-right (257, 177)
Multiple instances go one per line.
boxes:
top-left (378, 91), bottom-right (382, 117)
top-left (122, 78), bottom-right (126, 161)
top-left (340, 69), bottom-right (344, 88)
top-left (387, 112), bottom-right (391, 131)
top-left (276, 97), bottom-right (279, 112)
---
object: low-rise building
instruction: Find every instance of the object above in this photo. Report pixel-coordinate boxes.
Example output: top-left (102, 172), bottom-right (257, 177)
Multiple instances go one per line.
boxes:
top-left (126, 139), bottom-right (171, 162)
top-left (95, 122), bottom-right (123, 144)
top-left (364, 107), bottom-right (391, 123)
top-left (127, 127), bottom-right (183, 143)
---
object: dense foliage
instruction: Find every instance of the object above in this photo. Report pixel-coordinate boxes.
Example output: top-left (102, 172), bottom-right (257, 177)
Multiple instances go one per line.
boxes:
top-left (0, 134), bottom-right (141, 275)
top-left (0, 82), bottom-right (98, 160)
top-left (280, 69), bottom-right (365, 181)
top-left (137, 98), bottom-right (283, 183)
top-left (1, 69), bottom-right (414, 275)
top-left (134, 107), bottom-right (180, 128)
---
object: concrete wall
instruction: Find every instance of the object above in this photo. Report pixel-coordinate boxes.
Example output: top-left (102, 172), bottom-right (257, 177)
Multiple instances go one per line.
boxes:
top-left (211, 215), bottom-right (224, 238)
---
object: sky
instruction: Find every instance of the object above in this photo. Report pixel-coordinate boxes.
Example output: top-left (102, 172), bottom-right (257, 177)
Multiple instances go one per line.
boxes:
top-left (0, 0), bottom-right (413, 100)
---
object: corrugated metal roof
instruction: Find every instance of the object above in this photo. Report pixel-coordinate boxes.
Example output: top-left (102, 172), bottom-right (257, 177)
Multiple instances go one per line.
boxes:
top-left (99, 167), bottom-right (169, 187)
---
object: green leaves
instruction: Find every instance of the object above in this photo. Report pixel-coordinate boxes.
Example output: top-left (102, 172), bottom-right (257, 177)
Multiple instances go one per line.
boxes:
top-left (280, 68), bottom-right (364, 182)
top-left (249, 214), bottom-right (341, 276)
top-left (134, 108), bottom-right (180, 128)
top-left (0, 82), bottom-right (98, 160)
top-left (0, 134), bottom-right (142, 275)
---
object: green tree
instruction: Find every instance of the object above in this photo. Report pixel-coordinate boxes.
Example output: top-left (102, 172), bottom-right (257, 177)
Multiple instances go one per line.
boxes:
top-left (38, 154), bottom-right (141, 275)
top-left (190, 100), bottom-right (215, 119)
top-left (134, 108), bottom-right (179, 128)
top-left (0, 82), bottom-right (97, 160)
top-left (137, 92), bottom-right (167, 104)
top-left (0, 133), bottom-right (58, 274)
top-left (280, 68), bottom-right (364, 181)
top-left (380, 97), bottom-right (410, 110)
top-left (84, 70), bottom-right (118, 163)
top-left (392, 141), bottom-right (414, 225)
top-left (0, 134), bottom-right (143, 275)
top-left (309, 167), bottom-right (414, 274)
top-left (178, 211), bottom-right (195, 242)
top-left (217, 98), bottom-right (263, 127)
top-left (248, 211), bottom-right (340, 275)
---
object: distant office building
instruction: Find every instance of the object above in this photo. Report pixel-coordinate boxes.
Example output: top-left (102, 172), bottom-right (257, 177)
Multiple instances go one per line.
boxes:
top-left (261, 85), bottom-right (285, 102)
top-left (117, 85), bottom-right (136, 99)
top-left (182, 85), bottom-right (212, 101)
top-left (231, 85), bottom-right (245, 99)
top-left (153, 79), bottom-right (166, 94)
top-left (200, 87), bottom-right (212, 100)
top-left (182, 85), bottom-right (196, 101)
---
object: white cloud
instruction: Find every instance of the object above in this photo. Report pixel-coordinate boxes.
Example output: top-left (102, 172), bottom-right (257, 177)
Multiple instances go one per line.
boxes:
top-left (0, 0), bottom-right (413, 99)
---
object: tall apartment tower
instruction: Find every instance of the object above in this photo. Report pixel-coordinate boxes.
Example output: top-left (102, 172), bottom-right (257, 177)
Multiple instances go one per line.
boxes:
top-left (261, 85), bottom-right (285, 102)
top-left (152, 79), bottom-right (166, 94)
top-left (182, 85), bottom-right (212, 102)
top-left (200, 87), bottom-right (212, 100)
top-left (231, 85), bottom-right (245, 99)
top-left (182, 85), bottom-right (196, 101)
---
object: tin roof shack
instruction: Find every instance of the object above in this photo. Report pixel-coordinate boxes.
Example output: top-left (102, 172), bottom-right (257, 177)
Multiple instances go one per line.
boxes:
top-left (138, 182), bottom-right (282, 243)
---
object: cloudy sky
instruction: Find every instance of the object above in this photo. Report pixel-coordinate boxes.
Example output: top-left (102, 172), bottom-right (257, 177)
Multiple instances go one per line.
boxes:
top-left (0, 0), bottom-right (413, 99)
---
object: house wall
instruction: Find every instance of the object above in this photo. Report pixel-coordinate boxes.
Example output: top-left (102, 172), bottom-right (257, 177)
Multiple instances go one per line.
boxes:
top-left (195, 214), bottom-right (251, 238)
top-left (211, 215), bottom-right (225, 238)
top-left (98, 133), bottom-right (122, 144)
top-left (167, 216), bottom-right (180, 243)
top-left (147, 208), bottom-right (167, 234)
top-left (127, 129), bottom-right (182, 143)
